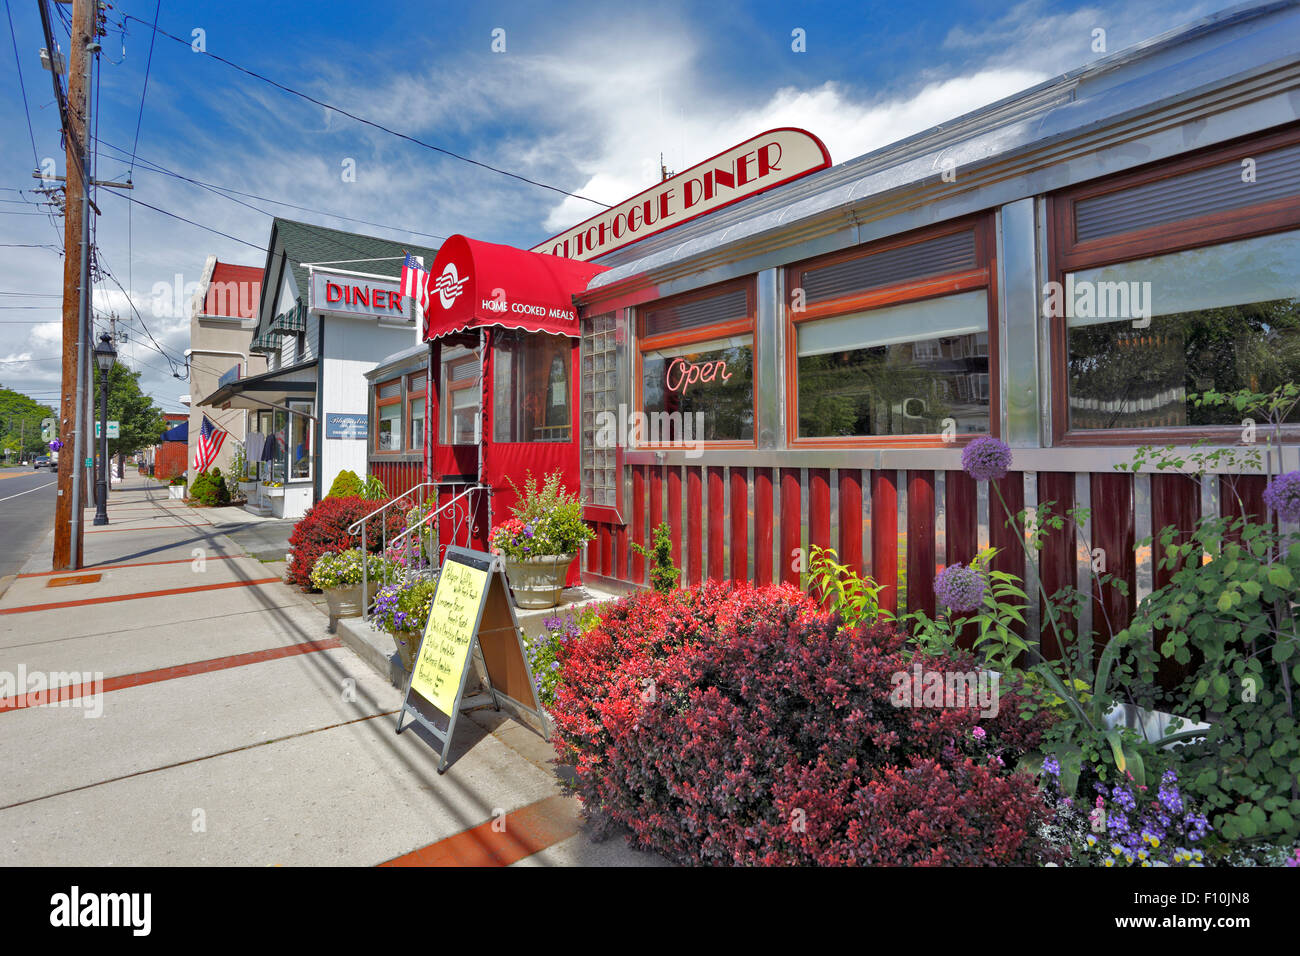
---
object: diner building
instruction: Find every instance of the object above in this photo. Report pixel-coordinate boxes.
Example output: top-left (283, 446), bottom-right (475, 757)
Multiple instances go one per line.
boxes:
top-left (395, 1), bottom-right (1300, 641)
top-left (199, 218), bottom-right (436, 518)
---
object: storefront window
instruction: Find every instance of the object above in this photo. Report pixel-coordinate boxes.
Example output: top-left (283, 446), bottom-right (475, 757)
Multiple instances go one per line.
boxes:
top-left (375, 377), bottom-right (401, 452)
top-left (288, 400), bottom-right (313, 479)
top-left (582, 312), bottom-right (618, 508)
top-left (1065, 231), bottom-right (1300, 429)
top-left (796, 290), bottom-right (990, 437)
top-left (440, 345), bottom-right (481, 444)
top-left (787, 221), bottom-right (993, 443)
top-left (637, 280), bottom-right (755, 444)
top-left (408, 374), bottom-right (426, 451)
top-left (641, 336), bottom-right (754, 441)
top-left (1052, 131), bottom-right (1300, 439)
top-left (492, 330), bottom-right (571, 443)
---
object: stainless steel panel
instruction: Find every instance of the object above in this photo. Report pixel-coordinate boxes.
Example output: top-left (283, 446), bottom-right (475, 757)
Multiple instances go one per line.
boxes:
top-left (935, 470), bottom-right (947, 569)
top-left (1024, 471), bottom-right (1040, 644)
top-left (998, 198), bottom-right (1041, 447)
top-left (755, 268), bottom-right (783, 450)
top-left (1135, 473), bottom-right (1154, 605)
top-left (1075, 472), bottom-right (1093, 642)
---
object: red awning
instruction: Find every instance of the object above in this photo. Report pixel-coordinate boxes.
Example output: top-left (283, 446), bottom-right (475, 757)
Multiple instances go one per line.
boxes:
top-left (422, 234), bottom-right (608, 341)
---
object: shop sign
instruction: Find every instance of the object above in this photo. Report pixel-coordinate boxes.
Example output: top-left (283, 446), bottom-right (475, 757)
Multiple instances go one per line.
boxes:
top-left (324, 413), bottom-right (368, 440)
top-left (532, 128), bottom-right (831, 262)
top-left (396, 546), bottom-right (547, 772)
top-left (309, 270), bottom-right (410, 320)
top-left (218, 364), bottom-right (241, 388)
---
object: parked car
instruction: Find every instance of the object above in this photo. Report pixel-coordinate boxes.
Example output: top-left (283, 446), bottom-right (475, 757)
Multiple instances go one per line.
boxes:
top-left (32, 456), bottom-right (51, 470)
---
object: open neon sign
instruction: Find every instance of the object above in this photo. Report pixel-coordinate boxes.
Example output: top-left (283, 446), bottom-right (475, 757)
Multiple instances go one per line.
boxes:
top-left (665, 358), bottom-right (732, 393)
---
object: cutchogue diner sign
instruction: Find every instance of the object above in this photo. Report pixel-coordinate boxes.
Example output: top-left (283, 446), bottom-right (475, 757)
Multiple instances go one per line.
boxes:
top-left (532, 128), bottom-right (831, 262)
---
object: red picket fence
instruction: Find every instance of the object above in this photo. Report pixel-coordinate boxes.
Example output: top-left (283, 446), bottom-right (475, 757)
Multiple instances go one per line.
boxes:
top-left (585, 463), bottom-right (1269, 654)
top-left (369, 459), bottom-right (423, 499)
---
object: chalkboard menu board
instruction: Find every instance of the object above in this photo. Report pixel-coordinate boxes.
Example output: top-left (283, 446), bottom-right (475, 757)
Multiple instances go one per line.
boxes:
top-left (396, 546), bottom-right (548, 773)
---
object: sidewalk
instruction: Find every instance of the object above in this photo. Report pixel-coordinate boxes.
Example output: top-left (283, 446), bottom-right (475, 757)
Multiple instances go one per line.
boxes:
top-left (0, 477), bottom-right (664, 867)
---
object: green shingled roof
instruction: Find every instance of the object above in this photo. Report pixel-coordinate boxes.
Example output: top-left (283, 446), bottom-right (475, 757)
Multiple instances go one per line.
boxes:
top-left (271, 218), bottom-right (439, 305)
top-left (252, 218), bottom-right (440, 342)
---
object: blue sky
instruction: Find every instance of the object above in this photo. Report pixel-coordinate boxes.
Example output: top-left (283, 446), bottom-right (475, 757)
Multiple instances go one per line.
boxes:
top-left (0, 0), bottom-right (1234, 412)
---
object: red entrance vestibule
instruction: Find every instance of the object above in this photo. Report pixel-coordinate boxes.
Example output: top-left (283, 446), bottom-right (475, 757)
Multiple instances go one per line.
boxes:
top-left (422, 235), bottom-right (607, 585)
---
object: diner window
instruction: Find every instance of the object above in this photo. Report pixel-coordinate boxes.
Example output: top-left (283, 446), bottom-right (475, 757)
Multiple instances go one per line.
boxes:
top-left (1052, 131), bottom-right (1300, 438)
top-left (375, 378), bottom-right (402, 452)
top-left (440, 345), bottom-right (481, 444)
top-left (582, 312), bottom-right (618, 508)
top-left (637, 281), bottom-right (755, 443)
top-left (492, 330), bottom-right (571, 443)
top-left (408, 372), bottom-right (426, 451)
top-left (788, 222), bottom-right (993, 442)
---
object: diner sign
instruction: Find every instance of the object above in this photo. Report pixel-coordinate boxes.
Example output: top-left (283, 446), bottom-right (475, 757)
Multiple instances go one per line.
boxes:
top-left (396, 546), bottom-right (547, 773)
top-left (531, 128), bottom-right (831, 262)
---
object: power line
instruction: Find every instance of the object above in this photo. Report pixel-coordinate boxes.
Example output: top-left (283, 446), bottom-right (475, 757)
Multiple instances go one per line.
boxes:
top-left (121, 13), bottom-right (610, 209)
top-left (99, 187), bottom-right (266, 250)
top-left (4, 0), bottom-right (40, 166)
top-left (98, 139), bottom-right (447, 244)
top-left (127, 0), bottom-right (160, 176)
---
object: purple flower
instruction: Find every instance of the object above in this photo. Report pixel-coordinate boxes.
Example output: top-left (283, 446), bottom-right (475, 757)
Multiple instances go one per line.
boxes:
top-left (934, 562), bottom-right (986, 612)
top-left (971, 726), bottom-right (986, 742)
top-left (961, 436), bottom-right (1013, 482)
top-left (1263, 470), bottom-right (1300, 523)
top-left (1043, 754), bottom-right (1061, 777)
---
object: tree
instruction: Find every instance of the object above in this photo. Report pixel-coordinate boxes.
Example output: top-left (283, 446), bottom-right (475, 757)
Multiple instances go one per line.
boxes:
top-left (0, 385), bottom-right (56, 459)
top-left (96, 364), bottom-right (166, 458)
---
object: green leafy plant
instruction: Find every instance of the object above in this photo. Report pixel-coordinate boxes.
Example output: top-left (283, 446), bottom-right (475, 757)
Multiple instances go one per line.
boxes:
top-left (326, 469), bottom-right (364, 498)
top-left (630, 522), bottom-right (680, 593)
top-left (361, 474), bottom-right (388, 500)
top-left (806, 544), bottom-right (885, 627)
top-left (188, 467), bottom-right (230, 506)
top-left (492, 471), bottom-right (594, 558)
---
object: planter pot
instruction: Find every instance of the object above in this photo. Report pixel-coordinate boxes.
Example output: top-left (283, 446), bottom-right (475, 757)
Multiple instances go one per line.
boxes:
top-left (324, 585), bottom-right (364, 620)
top-left (168, 484), bottom-right (184, 499)
top-left (504, 553), bottom-right (574, 609)
top-left (391, 628), bottom-right (422, 673)
top-left (238, 480), bottom-right (257, 496)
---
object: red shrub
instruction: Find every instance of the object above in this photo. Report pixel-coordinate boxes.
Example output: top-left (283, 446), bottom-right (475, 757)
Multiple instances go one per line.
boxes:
top-left (286, 496), bottom-right (405, 589)
top-left (550, 582), bottom-right (1059, 865)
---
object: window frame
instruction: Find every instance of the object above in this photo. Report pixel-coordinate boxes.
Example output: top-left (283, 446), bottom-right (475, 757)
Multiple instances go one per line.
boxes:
top-left (406, 371), bottom-right (426, 452)
top-left (373, 376), bottom-right (403, 456)
top-left (634, 277), bottom-right (758, 450)
top-left (784, 215), bottom-right (999, 448)
top-left (287, 398), bottom-right (315, 482)
top-left (1048, 125), bottom-right (1300, 446)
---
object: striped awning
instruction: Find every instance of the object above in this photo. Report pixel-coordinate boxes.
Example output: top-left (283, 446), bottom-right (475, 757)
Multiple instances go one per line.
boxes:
top-left (271, 300), bottom-right (306, 333)
top-left (248, 329), bottom-right (283, 354)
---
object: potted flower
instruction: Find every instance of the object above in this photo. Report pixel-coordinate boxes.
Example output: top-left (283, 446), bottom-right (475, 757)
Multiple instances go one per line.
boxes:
top-left (168, 475), bottom-right (186, 499)
top-left (371, 573), bottom-right (440, 673)
top-left (309, 549), bottom-right (390, 621)
top-left (490, 472), bottom-right (595, 609)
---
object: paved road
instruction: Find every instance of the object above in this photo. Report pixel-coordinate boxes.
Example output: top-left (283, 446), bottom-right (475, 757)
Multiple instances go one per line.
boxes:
top-left (0, 469), bottom-right (58, 579)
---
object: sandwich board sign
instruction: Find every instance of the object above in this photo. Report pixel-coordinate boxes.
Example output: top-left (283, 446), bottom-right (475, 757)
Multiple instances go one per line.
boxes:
top-left (396, 545), bottom-right (549, 773)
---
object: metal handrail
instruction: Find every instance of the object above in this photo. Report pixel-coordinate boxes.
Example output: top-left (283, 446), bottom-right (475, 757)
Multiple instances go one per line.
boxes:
top-left (389, 482), bottom-right (487, 550)
top-left (357, 478), bottom-right (485, 623)
top-left (347, 480), bottom-right (441, 535)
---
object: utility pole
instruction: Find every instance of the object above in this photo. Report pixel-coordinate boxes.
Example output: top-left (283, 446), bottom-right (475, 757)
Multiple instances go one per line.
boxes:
top-left (51, 0), bottom-right (95, 571)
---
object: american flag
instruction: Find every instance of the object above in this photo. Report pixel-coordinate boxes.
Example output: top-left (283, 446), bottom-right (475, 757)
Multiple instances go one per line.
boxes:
top-left (400, 253), bottom-right (427, 311)
top-left (194, 416), bottom-right (227, 472)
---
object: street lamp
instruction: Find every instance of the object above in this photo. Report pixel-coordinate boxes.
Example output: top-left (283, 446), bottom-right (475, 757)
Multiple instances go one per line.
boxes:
top-left (93, 332), bottom-right (117, 526)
